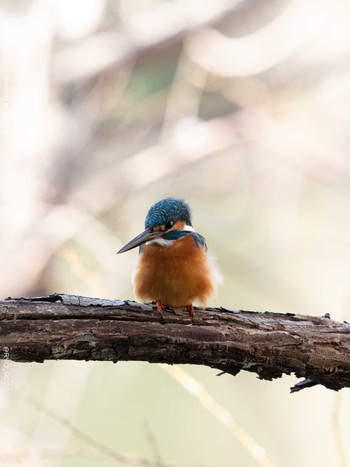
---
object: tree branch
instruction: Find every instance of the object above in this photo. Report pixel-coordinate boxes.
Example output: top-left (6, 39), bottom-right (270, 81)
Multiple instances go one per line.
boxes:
top-left (1, 294), bottom-right (349, 392)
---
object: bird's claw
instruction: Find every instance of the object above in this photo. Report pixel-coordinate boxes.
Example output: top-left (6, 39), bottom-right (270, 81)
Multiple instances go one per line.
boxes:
top-left (187, 304), bottom-right (194, 318)
top-left (156, 301), bottom-right (164, 315)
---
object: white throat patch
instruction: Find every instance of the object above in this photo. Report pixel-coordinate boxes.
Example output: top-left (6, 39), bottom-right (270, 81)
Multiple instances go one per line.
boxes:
top-left (148, 238), bottom-right (173, 247)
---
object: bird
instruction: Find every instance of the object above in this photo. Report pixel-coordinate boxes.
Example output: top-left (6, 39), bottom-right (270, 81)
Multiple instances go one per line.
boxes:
top-left (117, 197), bottom-right (218, 317)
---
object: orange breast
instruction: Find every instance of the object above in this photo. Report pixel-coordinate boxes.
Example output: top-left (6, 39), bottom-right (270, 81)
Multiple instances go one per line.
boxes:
top-left (133, 235), bottom-right (215, 307)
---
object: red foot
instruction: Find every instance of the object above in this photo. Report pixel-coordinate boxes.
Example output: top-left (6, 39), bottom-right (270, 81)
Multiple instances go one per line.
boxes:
top-left (187, 304), bottom-right (194, 318)
top-left (156, 301), bottom-right (164, 315)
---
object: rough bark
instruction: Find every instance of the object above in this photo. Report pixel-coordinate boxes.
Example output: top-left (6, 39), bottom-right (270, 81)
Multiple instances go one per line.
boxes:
top-left (1, 294), bottom-right (349, 392)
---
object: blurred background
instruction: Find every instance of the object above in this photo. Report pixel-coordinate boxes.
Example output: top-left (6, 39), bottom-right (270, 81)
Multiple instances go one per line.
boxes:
top-left (1, 0), bottom-right (350, 465)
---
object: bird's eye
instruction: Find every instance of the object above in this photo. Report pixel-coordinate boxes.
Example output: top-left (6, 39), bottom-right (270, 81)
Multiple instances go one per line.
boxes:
top-left (164, 220), bottom-right (174, 230)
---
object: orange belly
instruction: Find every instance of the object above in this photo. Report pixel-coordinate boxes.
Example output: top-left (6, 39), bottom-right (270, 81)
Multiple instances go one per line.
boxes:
top-left (133, 235), bottom-right (215, 307)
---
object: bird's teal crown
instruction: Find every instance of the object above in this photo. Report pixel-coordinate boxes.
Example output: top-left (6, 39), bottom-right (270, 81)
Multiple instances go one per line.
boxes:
top-left (145, 197), bottom-right (192, 229)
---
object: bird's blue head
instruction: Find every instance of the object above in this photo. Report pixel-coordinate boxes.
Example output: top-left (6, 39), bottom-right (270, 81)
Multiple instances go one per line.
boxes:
top-left (117, 197), bottom-right (193, 254)
top-left (145, 197), bottom-right (192, 229)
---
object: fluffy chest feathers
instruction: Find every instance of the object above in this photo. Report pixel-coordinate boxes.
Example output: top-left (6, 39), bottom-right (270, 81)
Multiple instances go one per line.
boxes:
top-left (133, 234), bottom-right (215, 307)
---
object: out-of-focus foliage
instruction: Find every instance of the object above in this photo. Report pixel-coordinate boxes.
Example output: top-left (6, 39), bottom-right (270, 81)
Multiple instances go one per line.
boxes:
top-left (1, 0), bottom-right (350, 465)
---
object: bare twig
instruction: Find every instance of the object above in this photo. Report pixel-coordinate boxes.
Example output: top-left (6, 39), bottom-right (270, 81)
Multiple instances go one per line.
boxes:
top-left (161, 365), bottom-right (275, 467)
top-left (29, 398), bottom-right (156, 466)
top-left (143, 421), bottom-right (164, 467)
top-left (30, 398), bottom-right (226, 467)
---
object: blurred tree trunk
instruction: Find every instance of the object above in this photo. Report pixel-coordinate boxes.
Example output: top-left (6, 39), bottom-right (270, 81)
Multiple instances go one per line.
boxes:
top-left (1, 294), bottom-right (349, 392)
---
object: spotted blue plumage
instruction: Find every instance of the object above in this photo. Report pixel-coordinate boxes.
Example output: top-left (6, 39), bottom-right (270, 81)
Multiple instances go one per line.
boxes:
top-left (137, 197), bottom-right (208, 252)
top-left (145, 197), bottom-right (192, 229)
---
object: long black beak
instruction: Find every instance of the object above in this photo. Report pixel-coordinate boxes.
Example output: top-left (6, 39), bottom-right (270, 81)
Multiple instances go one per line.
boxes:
top-left (117, 227), bottom-right (162, 254)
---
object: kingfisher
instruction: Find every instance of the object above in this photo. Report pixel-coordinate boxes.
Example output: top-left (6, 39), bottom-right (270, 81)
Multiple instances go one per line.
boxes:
top-left (117, 197), bottom-right (217, 317)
